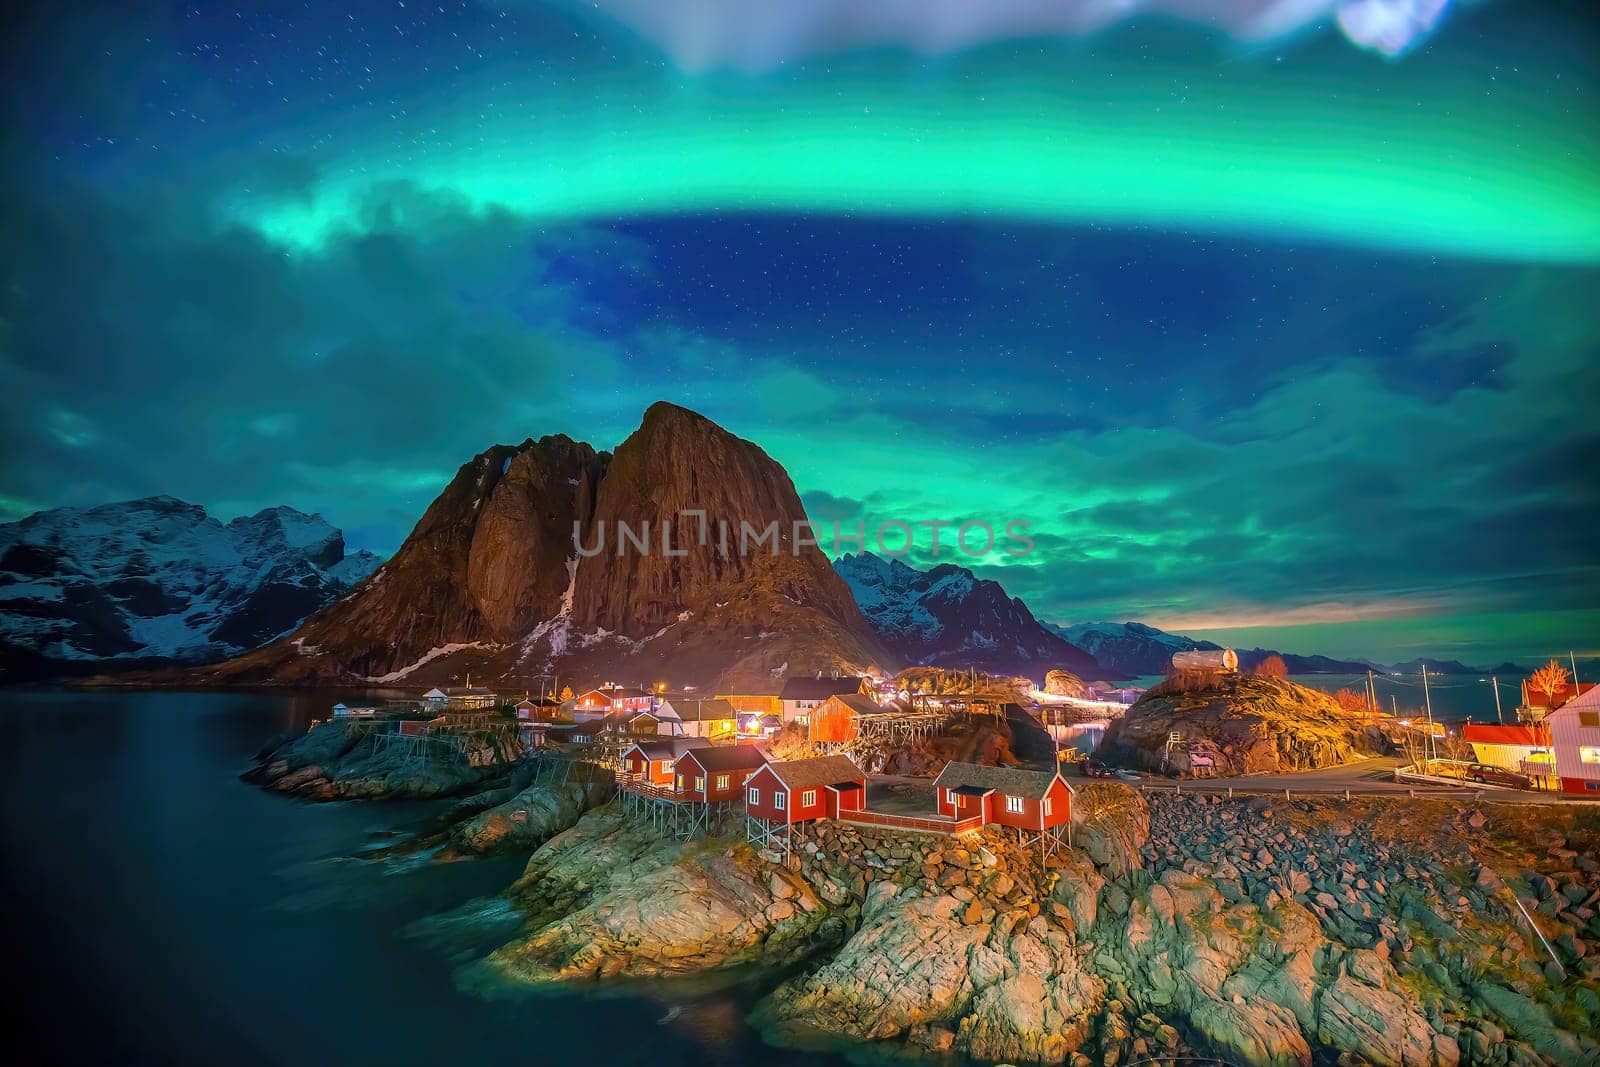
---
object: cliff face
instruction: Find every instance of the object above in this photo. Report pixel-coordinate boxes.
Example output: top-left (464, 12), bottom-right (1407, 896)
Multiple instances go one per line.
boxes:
top-left (197, 403), bottom-right (888, 689)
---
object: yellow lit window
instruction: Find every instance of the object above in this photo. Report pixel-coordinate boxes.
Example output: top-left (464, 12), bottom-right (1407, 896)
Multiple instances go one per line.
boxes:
top-left (1580, 747), bottom-right (1600, 764)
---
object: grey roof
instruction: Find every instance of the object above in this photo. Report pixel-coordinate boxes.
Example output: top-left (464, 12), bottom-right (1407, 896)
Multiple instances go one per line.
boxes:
top-left (759, 755), bottom-right (865, 791)
top-left (832, 693), bottom-right (888, 716)
top-left (779, 676), bottom-right (865, 701)
top-left (625, 737), bottom-right (713, 761)
top-left (932, 761), bottom-right (1069, 799)
top-left (679, 744), bottom-right (769, 773)
top-left (662, 698), bottom-right (737, 722)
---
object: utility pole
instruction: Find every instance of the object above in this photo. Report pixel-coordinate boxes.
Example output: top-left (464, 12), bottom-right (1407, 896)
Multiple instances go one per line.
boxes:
top-left (1572, 651), bottom-right (1582, 689)
top-left (1490, 675), bottom-right (1504, 725)
top-left (1421, 665), bottom-right (1437, 765)
top-left (1367, 668), bottom-right (1377, 714)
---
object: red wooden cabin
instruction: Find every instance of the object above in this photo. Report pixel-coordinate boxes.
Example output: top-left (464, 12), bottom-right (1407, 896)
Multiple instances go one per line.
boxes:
top-left (619, 737), bottom-right (711, 788)
top-left (674, 744), bottom-right (769, 803)
top-left (807, 693), bottom-right (888, 745)
top-left (745, 755), bottom-right (866, 825)
top-left (932, 762), bottom-right (1073, 833)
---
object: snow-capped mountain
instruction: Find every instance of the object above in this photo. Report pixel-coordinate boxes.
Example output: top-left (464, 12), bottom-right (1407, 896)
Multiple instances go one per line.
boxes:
top-left (1049, 621), bottom-right (1221, 677)
top-left (833, 552), bottom-right (1102, 679)
top-left (0, 496), bottom-right (382, 680)
top-left (1051, 621), bottom-right (1378, 678)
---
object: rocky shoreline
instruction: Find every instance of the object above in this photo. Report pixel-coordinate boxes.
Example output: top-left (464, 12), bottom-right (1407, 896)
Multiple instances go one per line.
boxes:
top-left (248, 734), bottom-right (1600, 1065)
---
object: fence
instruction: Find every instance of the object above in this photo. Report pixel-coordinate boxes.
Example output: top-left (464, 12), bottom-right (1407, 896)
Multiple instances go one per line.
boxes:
top-left (840, 809), bottom-right (986, 835)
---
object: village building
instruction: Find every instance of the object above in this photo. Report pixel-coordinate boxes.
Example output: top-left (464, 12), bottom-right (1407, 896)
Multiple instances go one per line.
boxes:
top-left (745, 755), bottom-right (867, 853)
top-left (778, 675), bottom-right (868, 724)
top-left (572, 684), bottom-right (655, 721)
top-left (714, 690), bottom-right (783, 718)
top-left (674, 744), bottom-right (768, 803)
top-left (514, 696), bottom-right (561, 721)
top-left (808, 692), bottom-right (890, 745)
top-left (422, 687), bottom-right (449, 707)
top-left (1548, 686), bottom-right (1600, 795)
top-left (655, 697), bottom-right (739, 739)
top-left (331, 702), bottom-right (377, 718)
top-left (1519, 677), bottom-right (1597, 720)
top-left (444, 685), bottom-right (499, 710)
top-left (736, 710), bottom-right (784, 738)
top-left (932, 761), bottom-right (1074, 855)
top-left (619, 737), bottom-right (714, 789)
top-left (1462, 724), bottom-right (1555, 781)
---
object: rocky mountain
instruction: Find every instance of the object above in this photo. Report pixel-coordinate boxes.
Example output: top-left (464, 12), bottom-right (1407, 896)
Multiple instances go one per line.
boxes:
top-left (834, 551), bottom-right (1102, 679)
top-left (0, 497), bottom-right (381, 681)
top-left (1053, 621), bottom-right (1377, 678)
top-left (196, 402), bottom-right (890, 690)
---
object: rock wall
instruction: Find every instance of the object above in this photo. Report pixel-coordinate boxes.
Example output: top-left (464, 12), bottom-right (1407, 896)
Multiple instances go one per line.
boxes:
top-left (244, 719), bottom-right (511, 800)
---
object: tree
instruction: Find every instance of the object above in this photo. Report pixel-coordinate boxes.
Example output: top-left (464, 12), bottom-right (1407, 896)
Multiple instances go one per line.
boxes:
top-left (560, 685), bottom-right (573, 701)
top-left (1255, 654), bottom-right (1289, 679)
top-left (1528, 659), bottom-right (1570, 708)
top-left (1333, 688), bottom-right (1369, 713)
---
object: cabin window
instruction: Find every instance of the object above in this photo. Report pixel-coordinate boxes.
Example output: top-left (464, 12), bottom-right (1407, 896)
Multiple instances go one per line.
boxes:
top-left (941, 787), bottom-right (952, 807)
top-left (1043, 797), bottom-right (1053, 816)
top-left (1581, 712), bottom-right (1600, 728)
top-left (801, 789), bottom-right (817, 807)
top-left (748, 787), bottom-right (760, 805)
top-left (675, 774), bottom-right (683, 791)
top-left (716, 774), bottom-right (729, 790)
top-left (662, 759), bottom-right (675, 773)
top-left (774, 792), bottom-right (786, 810)
top-left (1580, 747), bottom-right (1600, 764)
top-left (694, 776), bottom-right (705, 791)
top-left (1005, 795), bottom-right (1024, 814)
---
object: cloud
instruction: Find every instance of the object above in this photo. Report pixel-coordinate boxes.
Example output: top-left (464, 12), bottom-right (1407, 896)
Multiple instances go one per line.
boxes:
top-left (568, 0), bottom-right (1458, 71)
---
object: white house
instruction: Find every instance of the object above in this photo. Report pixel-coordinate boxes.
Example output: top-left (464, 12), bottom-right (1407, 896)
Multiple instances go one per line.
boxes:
top-left (655, 698), bottom-right (738, 739)
top-left (1550, 686), bottom-right (1600, 796)
top-left (777, 676), bottom-right (866, 724)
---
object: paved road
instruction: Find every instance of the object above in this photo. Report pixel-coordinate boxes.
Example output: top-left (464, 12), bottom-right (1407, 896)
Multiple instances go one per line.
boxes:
top-left (1113, 757), bottom-right (1591, 805)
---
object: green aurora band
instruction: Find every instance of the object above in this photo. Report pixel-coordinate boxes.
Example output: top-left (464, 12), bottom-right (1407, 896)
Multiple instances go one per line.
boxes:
top-left (234, 49), bottom-right (1600, 262)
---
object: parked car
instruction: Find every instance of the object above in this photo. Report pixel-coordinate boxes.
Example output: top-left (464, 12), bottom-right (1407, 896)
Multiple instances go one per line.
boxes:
top-left (1464, 764), bottom-right (1532, 789)
top-left (1114, 768), bottom-right (1142, 782)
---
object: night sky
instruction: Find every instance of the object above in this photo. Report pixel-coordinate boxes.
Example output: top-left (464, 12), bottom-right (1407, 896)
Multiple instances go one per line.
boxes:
top-left (1, 1), bottom-right (1596, 664)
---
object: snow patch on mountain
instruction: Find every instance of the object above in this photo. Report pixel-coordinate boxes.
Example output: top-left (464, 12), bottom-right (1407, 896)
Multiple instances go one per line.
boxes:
top-left (834, 551), bottom-right (1101, 678)
top-left (0, 496), bottom-right (382, 678)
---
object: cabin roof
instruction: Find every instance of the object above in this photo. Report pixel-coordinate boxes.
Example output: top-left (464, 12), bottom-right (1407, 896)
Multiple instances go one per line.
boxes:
top-left (1462, 724), bottom-right (1549, 746)
top-left (933, 760), bottom-right (1068, 799)
top-left (759, 755), bottom-right (865, 791)
top-left (625, 737), bottom-right (713, 761)
top-left (829, 693), bottom-right (888, 717)
top-left (680, 744), bottom-right (768, 773)
top-left (660, 698), bottom-right (736, 721)
top-left (779, 676), bottom-right (865, 701)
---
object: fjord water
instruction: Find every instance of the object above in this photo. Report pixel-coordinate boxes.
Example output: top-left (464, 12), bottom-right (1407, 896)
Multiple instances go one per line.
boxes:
top-left (0, 690), bottom-right (841, 1067)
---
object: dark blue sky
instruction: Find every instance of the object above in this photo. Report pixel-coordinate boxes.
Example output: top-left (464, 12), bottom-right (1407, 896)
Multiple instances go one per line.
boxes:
top-left (1, 0), bottom-right (1597, 663)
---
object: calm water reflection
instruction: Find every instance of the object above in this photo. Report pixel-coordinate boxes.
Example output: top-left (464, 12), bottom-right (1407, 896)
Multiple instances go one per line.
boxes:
top-left (0, 689), bottom-right (848, 1066)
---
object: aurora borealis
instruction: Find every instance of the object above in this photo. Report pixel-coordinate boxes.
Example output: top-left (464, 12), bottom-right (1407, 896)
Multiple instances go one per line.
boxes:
top-left (2, 0), bottom-right (1597, 664)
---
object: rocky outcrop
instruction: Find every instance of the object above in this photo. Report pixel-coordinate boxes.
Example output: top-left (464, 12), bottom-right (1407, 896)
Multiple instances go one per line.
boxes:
top-left (483, 811), bottom-right (833, 982)
top-left (448, 776), bottom-right (613, 855)
top-left (1102, 673), bottom-right (1387, 775)
top-left (465, 782), bottom-right (1600, 1067)
top-left (194, 403), bottom-right (889, 690)
top-left (245, 719), bottom-right (514, 800)
top-left (1043, 669), bottom-right (1089, 698)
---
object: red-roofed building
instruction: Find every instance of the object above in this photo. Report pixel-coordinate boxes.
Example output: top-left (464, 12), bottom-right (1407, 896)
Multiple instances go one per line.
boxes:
top-left (1462, 723), bottom-right (1555, 780)
top-left (1519, 678), bottom-right (1598, 718)
top-left (1549, 687), bottom-right (1600, 796)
